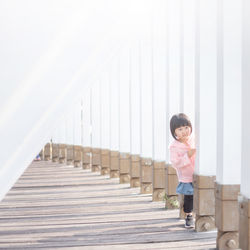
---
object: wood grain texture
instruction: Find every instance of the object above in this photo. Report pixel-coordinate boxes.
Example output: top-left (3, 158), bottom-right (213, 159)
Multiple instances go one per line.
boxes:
top-left (0, 161), bottom-right (217, 249)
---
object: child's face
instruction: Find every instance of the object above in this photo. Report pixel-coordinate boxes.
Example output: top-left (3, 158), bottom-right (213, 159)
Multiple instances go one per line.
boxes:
top-left (174, 126), bottom-right (191, 143)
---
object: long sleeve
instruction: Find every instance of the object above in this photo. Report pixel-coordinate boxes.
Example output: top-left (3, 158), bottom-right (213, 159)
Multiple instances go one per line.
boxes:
top-left (169, 138), bottom-right (195, 183)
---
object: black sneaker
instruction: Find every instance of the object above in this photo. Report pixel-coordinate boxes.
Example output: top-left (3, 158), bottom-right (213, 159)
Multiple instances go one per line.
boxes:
top-left (185, 215), bottom-right (194, 228)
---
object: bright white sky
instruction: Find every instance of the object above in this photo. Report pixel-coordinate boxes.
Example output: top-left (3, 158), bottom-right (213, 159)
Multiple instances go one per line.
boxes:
top-left (0, 0), bottom-right (153, 201)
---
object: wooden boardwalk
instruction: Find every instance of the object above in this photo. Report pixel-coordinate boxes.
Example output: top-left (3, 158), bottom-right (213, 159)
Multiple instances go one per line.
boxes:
top-left (0, 161), bottom-right (216, 249)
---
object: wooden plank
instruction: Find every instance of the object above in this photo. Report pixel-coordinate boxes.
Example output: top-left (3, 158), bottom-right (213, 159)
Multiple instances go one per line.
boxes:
top-left (0, 161), bottom-right (216, 249)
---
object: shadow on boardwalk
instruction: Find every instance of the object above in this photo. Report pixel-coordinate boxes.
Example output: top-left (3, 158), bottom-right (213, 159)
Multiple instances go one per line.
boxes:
top-left (0, 161), bottom-right (216, 249)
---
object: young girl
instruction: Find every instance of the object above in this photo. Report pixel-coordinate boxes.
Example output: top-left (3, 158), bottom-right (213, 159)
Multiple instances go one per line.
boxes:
top-left (169, 113), bottom-right (196, 228)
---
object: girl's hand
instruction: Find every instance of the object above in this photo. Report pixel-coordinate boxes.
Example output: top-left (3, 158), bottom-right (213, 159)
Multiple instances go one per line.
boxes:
top-left (188, 149), bottom-right (196, 158)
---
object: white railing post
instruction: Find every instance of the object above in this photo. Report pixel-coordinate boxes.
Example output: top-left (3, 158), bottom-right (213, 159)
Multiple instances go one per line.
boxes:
top-left (239, 0), bottom-right (250, 249)
top-left (194, 0), bottom-right (217, 232)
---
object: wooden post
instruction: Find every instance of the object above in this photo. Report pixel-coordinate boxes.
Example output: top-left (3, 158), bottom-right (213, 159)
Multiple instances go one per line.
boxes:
top-left (82, 147), bottom-right (91, 169)
top-left (119, 153), bottom-right (131, 184)
top-left (152, 161), bottom-right (166, 201)
top-left (92, 148), bottom-right (101, 172)
top-left (140, 157), bottom-right (153, 194)
top-left (44, 143), bottom-right (51, 161)
top-left (101, 149), bottom-right (110, 175)
top-left (130, 155), bottom-right (141, 188)
top-left (110, 151), bottom-right (119, 178)
top-left (66, 145), bottom-right (74, 165)
top-left (73, 145), bottom-right (82, 167)
top-left (52, 143), bottom-right (59, 162)
top-left (59, 144), bottom-right (66, 164)
top-left (165, 165), bottom-right (179, 210)
top-left (239, 196), bottom-right (250, 250)
top-left (215, 183), bottom-right (240, 249)
top-left (193, 175), bottom-right (216, 232)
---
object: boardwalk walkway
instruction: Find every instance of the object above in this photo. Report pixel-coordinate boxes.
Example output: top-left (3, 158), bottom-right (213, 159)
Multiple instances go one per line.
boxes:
top-left (0, 161), bottom-right (216, 249)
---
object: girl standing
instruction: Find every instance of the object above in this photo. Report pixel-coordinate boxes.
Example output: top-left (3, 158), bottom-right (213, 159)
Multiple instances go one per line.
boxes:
top-left (169, 113), bottom-right (196, 228)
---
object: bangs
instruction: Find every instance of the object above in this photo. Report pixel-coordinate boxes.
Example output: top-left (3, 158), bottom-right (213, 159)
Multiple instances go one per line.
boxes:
top-left (175, 117), bottom-right (190, 129)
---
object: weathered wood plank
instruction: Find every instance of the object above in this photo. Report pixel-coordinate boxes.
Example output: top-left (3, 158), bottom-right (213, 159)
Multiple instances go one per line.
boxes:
top-left (0, 161), bottom-right (216, 249)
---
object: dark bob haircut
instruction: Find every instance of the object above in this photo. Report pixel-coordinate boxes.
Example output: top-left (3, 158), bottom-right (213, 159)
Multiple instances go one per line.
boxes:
top-left (170, 113), bottom-right (192, 140)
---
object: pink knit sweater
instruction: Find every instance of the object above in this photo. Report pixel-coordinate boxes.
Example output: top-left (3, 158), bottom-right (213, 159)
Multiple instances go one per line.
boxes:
top-left (169, 135), bottom-right (195, 183)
